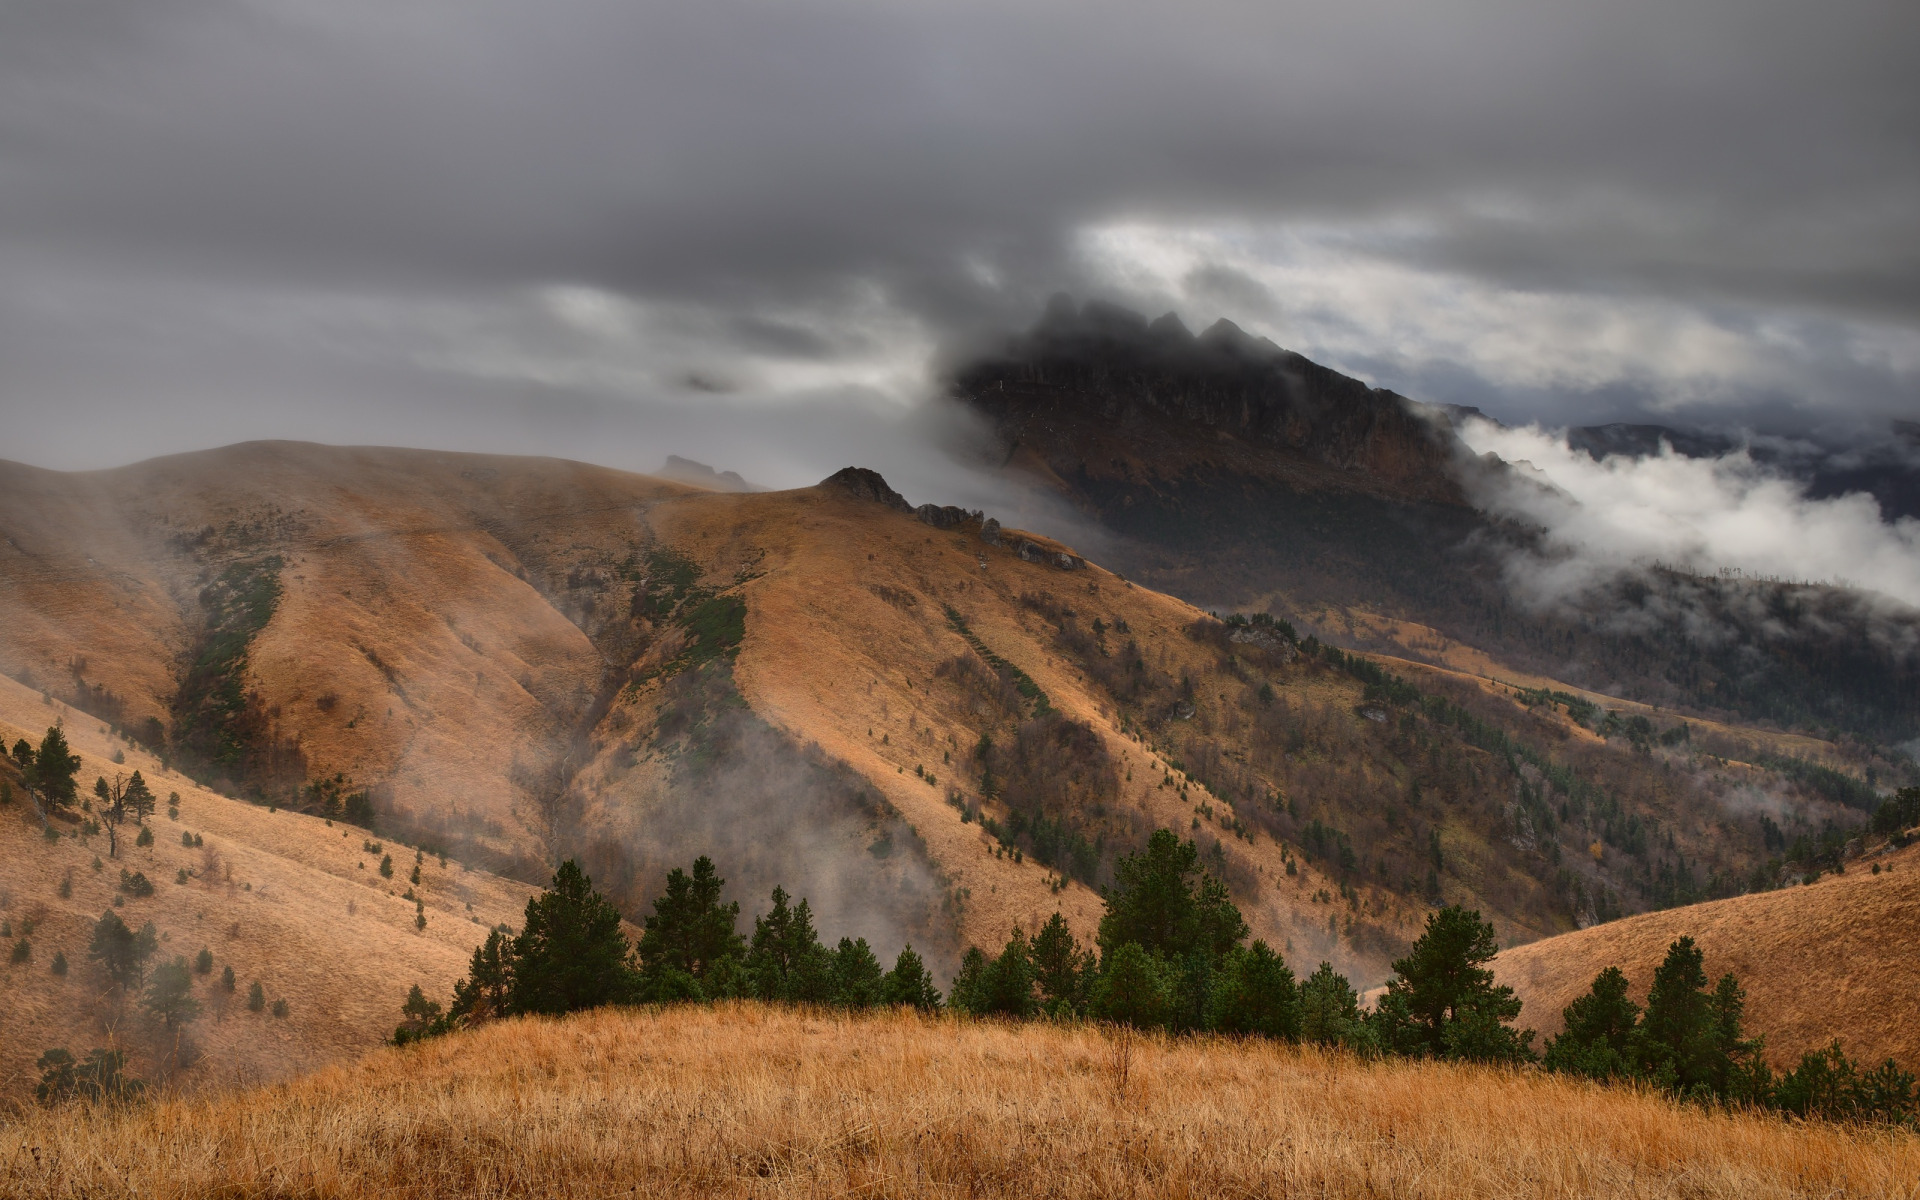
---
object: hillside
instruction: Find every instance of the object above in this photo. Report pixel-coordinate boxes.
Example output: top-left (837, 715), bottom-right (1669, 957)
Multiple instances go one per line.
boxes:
top-left (950, 300), bottom-right (1920, 745)
top-left (1495, 838), bottom-right (1920, 1068)
top-left (3, 438), bottom-right (1911, 1100)
top-left (4, 1003), bottom-right (1914, 1198)
top-left (0, 673), bottom-right (538, 1100)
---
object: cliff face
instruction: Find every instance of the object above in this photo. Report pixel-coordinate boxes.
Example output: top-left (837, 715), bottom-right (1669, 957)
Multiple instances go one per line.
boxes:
top-left (953, 300), bottom-right (1466, 505)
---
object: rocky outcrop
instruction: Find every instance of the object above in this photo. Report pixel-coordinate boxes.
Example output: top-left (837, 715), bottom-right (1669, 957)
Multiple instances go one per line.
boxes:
top-left (1011, 537), bottom-right (1083, 571)
top-left (820, 467), bottom-right (912, 512)
top-left (915, 503), bottom-right (979, 530)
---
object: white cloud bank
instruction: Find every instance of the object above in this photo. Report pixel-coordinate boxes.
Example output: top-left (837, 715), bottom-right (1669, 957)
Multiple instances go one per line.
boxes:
top-left (1455, 417), bottom-right (1920, 609)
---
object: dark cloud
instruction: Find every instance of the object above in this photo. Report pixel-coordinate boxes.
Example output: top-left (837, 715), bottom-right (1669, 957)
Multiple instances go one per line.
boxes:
top-left (0, 0), bottom-right (1916, 470)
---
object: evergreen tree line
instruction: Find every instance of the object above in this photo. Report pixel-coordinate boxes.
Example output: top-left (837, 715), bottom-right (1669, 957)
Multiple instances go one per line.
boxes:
top-left (398, 829), bottom-right (1912, 1127)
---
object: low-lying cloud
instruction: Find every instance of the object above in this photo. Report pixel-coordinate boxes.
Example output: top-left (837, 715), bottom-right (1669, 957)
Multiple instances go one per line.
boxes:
top-left (1456, 417), bottom-right (1920, 610)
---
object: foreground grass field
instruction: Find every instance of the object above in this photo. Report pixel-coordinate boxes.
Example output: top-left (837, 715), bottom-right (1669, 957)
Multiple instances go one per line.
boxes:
top-left (5, 1003), bottom-right (1916, 1198)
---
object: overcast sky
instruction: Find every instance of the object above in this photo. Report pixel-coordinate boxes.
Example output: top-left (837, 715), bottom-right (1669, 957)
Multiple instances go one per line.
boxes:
top-left (2, 0), bottom-right (1916, 490)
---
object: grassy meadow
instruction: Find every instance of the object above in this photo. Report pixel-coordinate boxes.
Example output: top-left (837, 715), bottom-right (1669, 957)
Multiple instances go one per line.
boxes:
top-left (5, 1002), bottom-right (1916, 1199)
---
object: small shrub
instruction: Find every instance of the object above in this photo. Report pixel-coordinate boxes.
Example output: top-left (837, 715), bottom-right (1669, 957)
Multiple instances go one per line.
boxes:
top-left (43, 825), bottom-right (59, 844)
top-left (181, 831), bottom-right (194, 847)
top-left (1, 919), bottom-right (10, 938)
top-left (135, 826), bottom-right (153, 848)
top-left (247, 981), bottom-right (265, 1012)
top-left (57, 874), bottom-right (72, 900)
top-left (379, 854), bottom-right (394, 879)
top-left (194, 948), bottom-right (213, 974)
top-left (175, 868), bottom-right (190, 885)
top-left (10, 939), bottom-right (30, 964)
top-left (117, 870), bottom-right (155, 898)
top-left (270, 998), bottom-right (289, 1018)
top-left (221, 965), bottom-right (235, 993)
top-left (51, 950), bottom-right (67, 976)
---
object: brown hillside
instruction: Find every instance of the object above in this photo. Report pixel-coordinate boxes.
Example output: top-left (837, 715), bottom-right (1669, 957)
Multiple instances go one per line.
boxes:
top-left (0, 674), bottom-right (538, 1101)
top-left (6, 1003), bottom-right (1915, 1199)
top-left (3, 440), bottom-right (1903, 1098)
top-left (1496, 840), bottom-right (1920, 1068)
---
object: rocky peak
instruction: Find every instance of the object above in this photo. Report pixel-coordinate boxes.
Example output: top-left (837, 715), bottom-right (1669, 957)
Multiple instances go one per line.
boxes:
top-left (819, 467), bottom-right (911, 512)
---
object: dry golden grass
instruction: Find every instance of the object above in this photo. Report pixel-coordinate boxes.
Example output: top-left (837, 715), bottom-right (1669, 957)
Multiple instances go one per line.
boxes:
top-left (0, 674), bottom-right (537, 1104)
top-left (1496, 839), bottom-right (1920, 1068)
top-left (5, 1002), bottom-right (1916, 1199)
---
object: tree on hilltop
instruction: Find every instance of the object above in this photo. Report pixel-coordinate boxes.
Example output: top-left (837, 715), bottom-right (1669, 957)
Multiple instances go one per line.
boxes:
top-left (1543, 966), bottom-right (1640, 1080)
top-left (508, 860), bottom-right (636, 1016)
top-left (831, 937), bottom-right (886, 1009)
top-left (635, 855), bottom-right (743, 992)
top-left (744, 886), bottom-right (834, 1004)
top-left (1381, 906), bottom-right (1531, 1062)
top-left (880, 945), bottom-right (942, 1011)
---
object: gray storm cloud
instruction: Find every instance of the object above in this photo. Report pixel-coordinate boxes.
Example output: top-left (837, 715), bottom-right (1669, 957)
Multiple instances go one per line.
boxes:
top-left (0, 0), bottom-right (1916, 478)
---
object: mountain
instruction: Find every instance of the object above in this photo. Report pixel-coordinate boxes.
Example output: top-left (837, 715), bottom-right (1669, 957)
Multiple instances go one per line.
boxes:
top-left (949, 300), bottom-right (1920, 746)
top-left (1, 439), bottom-right (1910, 1100)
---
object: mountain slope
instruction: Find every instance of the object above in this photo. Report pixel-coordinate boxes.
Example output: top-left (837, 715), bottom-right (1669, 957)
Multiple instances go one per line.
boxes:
top-left (0, 673), bottom-right (537, 1101)
top-left (949, 301), bottom-right (1920, 747)
top-left (1495, 839), bottom-right (1920, 1068)
top-left (3, 439), bottom-right (1910, 1100)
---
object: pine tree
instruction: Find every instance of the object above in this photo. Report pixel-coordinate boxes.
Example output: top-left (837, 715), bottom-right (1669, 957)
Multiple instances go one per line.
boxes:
top-left (1089, 942), bottom-right (1174, 1028)
top-left (636, 856), bottom-right (744, 987)
top-left (946, 947), bottom-right (990, 1015)
top-left (221, 964), bottom-right (235, 992)
top-left (88, 911), bottom-right (157, 992)
top-left (143, 956), bottom-right (202, 1027)
top-left (830, 937), bottom-right (886, 1009)
top-left (507, 860), bottom-right (635, 1016)
top-left (1631, 936), bottom-right (1723, 1096)
top-left (1207, 940), bottom-right (1299, 1040)
top-left (123, 771), bottom-right (156, 825)
top-left (1383, 906), bottom-right (1529, 1061)
top-left (29, 726), bottom-right (81, 813)
top-left (1096, 829), bottom-right (1247, 962)
top-left (394, 983), bottom-right (445, 1043)
top-left (446, 928), bottom-right (516, 1024)
top-left (978, 929), bottom-right (1039, 1018)
top-left (1543, 966), bottom-right (1640, 1079)
top-left (744, 887), bottom-right (834, 1003)
top-left (1298, 962), bottom-right (1368, 1049)
top-left (880, 945), bottom-right (942, 1011)
top-left (1030, 912), bottom-right (1094, 1016)
top-left (247, 980), bottom-right (266, 1012)
top-left (51, 950), bottom-right (68, 976)
top-left (194, 947), bottom-right (214, 974)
